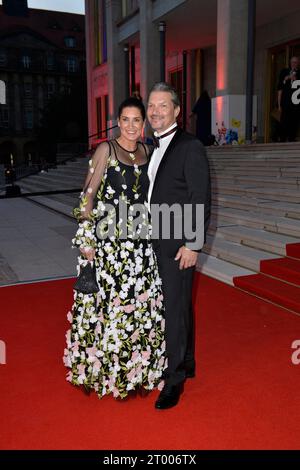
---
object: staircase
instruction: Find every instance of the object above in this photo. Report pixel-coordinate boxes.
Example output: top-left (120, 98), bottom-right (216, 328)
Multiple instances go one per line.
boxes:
top-left (16, 157), bottom-right (89, 217)
top-left (14, 143), bottom-right (300, 314)
top-left (198, 142), bottom-right (300, 314)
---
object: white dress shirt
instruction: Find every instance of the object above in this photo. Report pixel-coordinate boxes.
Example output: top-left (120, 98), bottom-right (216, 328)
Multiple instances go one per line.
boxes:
top-left (147, 122), bottom-right (178, 208)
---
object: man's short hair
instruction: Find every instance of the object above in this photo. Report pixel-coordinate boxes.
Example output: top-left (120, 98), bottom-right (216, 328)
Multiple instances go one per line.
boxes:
top-left (148, 82), bottom-right (180, 108)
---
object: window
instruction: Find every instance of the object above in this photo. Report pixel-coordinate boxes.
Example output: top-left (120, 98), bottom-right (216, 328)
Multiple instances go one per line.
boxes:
top-left (60, 82), bottom-right (71, 94)
top-left (0, 50), bottom-right (7, 67)
top-left (64, 37), bottom-right (76, 48)
top-left (66, 56), bottom-right (77, 73)
top-left (71, 24), bottom-right (81, 32)
top-left (24, 108), bottom-right (33, 129)
top-left (94, 0), bottom-right (107, 65)
top-left (0, 107), bottom-right (9, 128)
top-left (122, 0), bottom-right (139, 18)
top-left (46, 54), bottom-right (55, 70)
top-left (24, 82), bottom-right (32, 98)
top-left (22, 55), bottom-right (31, 69)
top-left (47, 83), bottom-right (55, 99)
top-left (0, 80), bottom-right (6, 105)
top-left (96, 95), bottom-right (108, 139)
top-left (50, 22), bottom-right (61, 30)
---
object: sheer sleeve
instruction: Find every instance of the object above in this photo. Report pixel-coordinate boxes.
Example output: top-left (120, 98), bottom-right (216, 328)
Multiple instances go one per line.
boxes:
top-left (72, 141), bottom-right (110, 250)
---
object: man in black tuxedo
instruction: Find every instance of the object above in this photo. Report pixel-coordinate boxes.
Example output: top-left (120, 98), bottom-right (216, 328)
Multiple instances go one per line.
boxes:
top-left (147, 82), bottom-right (211, 409)
top-left (277, 56), bottom-right (300, 142)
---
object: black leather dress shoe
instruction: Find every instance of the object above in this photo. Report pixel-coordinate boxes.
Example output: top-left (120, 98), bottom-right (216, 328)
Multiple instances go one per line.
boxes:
top-left (155, 383), bottom-right (184, 410)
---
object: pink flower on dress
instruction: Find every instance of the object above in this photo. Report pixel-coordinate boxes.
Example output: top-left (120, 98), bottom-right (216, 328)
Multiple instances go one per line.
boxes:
top-left (130, 329), bottom-right (140, 343)
top-left (123, 304), bottom-right (135, 314)
top-left (142, 350), bottom-right (151, 360)
top-left (149, 329), bottom-right (155, 340)
top-left (62, 353), bottom-right (70, 367)
top-left (158, 356), bottom-right (165, 368)
top-left (65, 329), bottom-right (71, 344)
top-left (112, 387), bottom-right (120, 398)
top-left (158, 380), bottom-right (165, 391)
top-left (72, 341), bottom-right (80, 352)
top-left (113, 296), bottom-right (121, 307)
top-left (108, 377), bottom-right (115, 388)
top-left (151, 299), bottom-right (156, 309)
top-left (93, 358), bottom-right (101, 373)
top-left (131, 350), bottom-right (139, 361)
top-left (126, 368), bottom-right (136, 381)
top-left (113, 354), bottom-right (119, 363)
top-left (66, 371), bottom-right (73, 382)
top-left (138, 292), bottom-right (149, 302)
top-left (161, 319), bottom-right (165, 331)
top-left (67, 311), bottom-right (73, 323)
top-left (86, 346), bottom-right (97, 359)
top-left (77, 364), bottom-right (85, 375)
top-left (99, 311), bottom-right (104, 322)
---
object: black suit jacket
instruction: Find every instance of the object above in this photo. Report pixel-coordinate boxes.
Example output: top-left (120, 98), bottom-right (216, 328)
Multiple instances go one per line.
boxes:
top-left (150, 128), bottom-right (211, 258)
top-left (277, 67), bottom-right (300, 109)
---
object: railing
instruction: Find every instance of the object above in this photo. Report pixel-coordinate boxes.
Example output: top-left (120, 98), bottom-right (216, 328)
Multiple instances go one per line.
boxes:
top-left (1, 123), bottom-right (118, 196)
top-left (88, 124), bottom-right (118, 140)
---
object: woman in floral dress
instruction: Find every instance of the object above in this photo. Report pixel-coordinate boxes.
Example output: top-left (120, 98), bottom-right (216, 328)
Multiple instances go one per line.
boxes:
top-left (63, 97), bottom-right (166, 399)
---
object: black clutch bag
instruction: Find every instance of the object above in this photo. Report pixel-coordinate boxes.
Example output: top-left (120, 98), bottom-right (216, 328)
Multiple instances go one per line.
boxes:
top-left (74, 263), bottom-right (99, 294)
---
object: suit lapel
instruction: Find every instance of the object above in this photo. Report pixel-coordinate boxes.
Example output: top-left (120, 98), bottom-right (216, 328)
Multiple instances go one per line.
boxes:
top-left (151, 128), bottom-right (183, 199)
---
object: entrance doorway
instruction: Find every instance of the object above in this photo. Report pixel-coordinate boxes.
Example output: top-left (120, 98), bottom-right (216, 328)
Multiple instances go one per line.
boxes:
top-left (265, 39), bottom-right (300, 142)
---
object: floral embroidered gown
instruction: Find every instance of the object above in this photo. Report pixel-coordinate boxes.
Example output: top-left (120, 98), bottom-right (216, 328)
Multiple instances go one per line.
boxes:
top-left (63, 140), bottom-right (166, 399)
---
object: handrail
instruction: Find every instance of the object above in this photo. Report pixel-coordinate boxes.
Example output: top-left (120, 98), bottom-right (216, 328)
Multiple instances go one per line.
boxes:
top-left (88, 124), bottom-right (118, 139)
top-left (0, 188), bottom-right (82, 199)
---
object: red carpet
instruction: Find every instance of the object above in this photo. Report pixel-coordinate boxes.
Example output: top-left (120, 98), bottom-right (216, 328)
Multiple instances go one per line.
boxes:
top-left (286, 242), bottom-right (300, 259)
top-left (260, 257), bottom-right (300, 287)
top-left (234, 273), bottom-right (300, 313)
top-left (1, 274), bottom-right (300, 450)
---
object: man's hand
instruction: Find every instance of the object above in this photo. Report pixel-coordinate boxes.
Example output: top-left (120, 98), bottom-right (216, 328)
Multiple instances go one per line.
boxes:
top-left (175, 246), bottom-right (198, 270)
top-left (80, 246), bottom-right (96, 262)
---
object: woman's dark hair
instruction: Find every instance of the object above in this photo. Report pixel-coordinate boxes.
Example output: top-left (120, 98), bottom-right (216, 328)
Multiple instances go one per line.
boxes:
top-left (118, 97), bottom-right (146, 121)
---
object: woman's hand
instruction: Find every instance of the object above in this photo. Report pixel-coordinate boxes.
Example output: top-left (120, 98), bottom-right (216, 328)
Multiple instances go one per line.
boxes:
top-left (80, 246), bottom-right (96, 262)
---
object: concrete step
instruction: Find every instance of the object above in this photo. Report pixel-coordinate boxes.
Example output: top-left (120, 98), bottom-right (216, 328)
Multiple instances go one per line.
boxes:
top-left (215, 225), bottom-right (300, 256)
top-left (20, 172), bottom-right (85, 186)
top-left (18, 178), bottom-right (81, 193)
top-left (203, 235), bottom-right (279, 272)
top-left (213, 195), bottom-right (300, 219)
top-left (212, 168), bottom-right (300, 177)
top-left (209, 161), bottom-right (300, 169)
top-left (28, 196), bottom-right (76, 218)
top-left (196, 252), bottom-right (255, 286)
top-left (213, 183), bottom-right (300, 202)
top-left (212, 207), bottom-right (300, 237)
top-left (211, 174), bottom-right (299, 188)
top-left (211, 168), bottom-right (284, 177)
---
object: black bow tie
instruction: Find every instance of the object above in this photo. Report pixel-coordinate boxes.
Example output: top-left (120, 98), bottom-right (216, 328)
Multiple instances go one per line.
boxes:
top-left (152, 126), bottom-right (178, 148)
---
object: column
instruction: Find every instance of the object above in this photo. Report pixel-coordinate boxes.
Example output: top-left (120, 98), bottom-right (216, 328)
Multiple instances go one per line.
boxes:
top-left (139, 0), bottom-right (161, 102)
top-left (212, 0), bottom-right (257, 144)
top-left (106, 0), bottom-right (127, 127)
